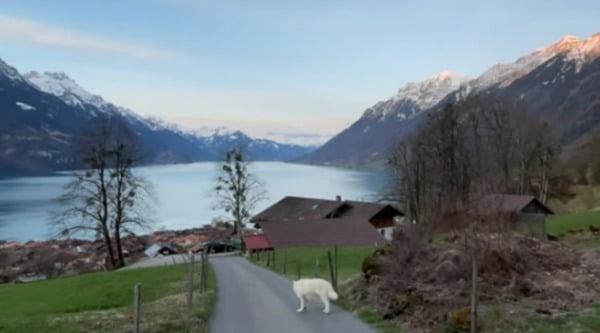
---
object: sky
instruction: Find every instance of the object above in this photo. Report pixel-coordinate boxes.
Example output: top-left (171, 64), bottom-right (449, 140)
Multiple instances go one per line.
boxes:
top-left (0, 0), bottom-right (599, 145)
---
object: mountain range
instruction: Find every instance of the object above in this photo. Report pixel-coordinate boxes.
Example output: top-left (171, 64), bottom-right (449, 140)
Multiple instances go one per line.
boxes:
top-left (0, 60), bottom-right (315, 176)
top-left (300, 33), bottom-right (600, 167)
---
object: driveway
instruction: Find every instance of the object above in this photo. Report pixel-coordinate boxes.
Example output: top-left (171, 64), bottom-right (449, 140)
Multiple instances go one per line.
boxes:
top-left (210, 256), bottom-right (376, 333)
top-left (121, 252), bottom-right (240, 270)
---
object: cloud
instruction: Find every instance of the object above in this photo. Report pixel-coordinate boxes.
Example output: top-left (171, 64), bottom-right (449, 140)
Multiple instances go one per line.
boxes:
top-left (0, 16), bottom-right (176, 60)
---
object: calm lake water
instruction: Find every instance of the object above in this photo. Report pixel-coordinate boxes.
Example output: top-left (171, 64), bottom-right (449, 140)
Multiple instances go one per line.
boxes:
top-left (0, 162), bottom-right (389, 241)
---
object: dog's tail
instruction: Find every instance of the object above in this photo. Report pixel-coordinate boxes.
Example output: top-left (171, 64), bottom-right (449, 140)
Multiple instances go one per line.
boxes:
top-left (328, 289), bottom-right (339, 301)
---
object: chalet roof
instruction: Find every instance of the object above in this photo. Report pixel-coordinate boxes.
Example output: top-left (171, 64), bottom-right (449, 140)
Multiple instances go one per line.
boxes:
top-left (258, 218), bottom-right (385, 248)
top-left (242, 234), bottom-right (273, 250)
top-left (472, 194), bottom-right (554, 215)
top-left (252, 196), bottom-right (404, 223)
top-left (342, 200), bottom-right (403, 220)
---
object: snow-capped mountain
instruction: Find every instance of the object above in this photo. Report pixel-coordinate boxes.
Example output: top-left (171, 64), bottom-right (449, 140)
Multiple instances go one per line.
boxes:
top-left (0, 62), bottom-right (314, 176)
top-left (364, 71), bottom-right (468, 121)
top-left (25, 71), bottom-right (107, 109)
top-left (298, 70), bottom-right (469, 166)
top-left (301, 33), bottom-right (600, 167)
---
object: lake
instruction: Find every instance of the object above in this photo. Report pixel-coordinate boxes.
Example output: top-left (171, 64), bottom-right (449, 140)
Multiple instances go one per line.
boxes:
top-left (0, 162), bottom-right (389, 241)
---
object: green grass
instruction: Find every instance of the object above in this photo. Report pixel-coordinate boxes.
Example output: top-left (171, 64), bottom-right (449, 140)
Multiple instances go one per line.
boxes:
top-left (0, 263), bottom-right (216, 333)
top-left (546, 210), bottom-right (600, 236)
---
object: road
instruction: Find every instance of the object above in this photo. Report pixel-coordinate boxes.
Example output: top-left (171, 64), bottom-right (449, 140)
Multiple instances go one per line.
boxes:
top-left (121, 252), bottom-right (240, 270)
top-left (121, 254), bottom-right (191, 270)
top-left (210, 256), bottom-right (376, 333)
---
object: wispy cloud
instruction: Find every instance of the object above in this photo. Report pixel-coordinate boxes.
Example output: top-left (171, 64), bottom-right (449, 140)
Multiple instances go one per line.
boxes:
top-left (0, 16), bottom-right (176, 60)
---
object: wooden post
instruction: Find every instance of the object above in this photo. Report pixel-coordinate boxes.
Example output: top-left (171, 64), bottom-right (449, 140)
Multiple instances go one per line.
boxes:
top-left (334, 245), bottom-right (338, 289)
top-left (199, 249), bottom-right (205, 293)
top-left (133, 283), bottom-right (141, 333)
top-left (327, 250), bottom-right (336, 290)
top-left (283, 249), bottom-right (287, 275)
top-left (203, 249), bottom-right (209, 290)
top-left (471, 254), bottom-right (478, 333)
top-left (187, 252), bottom-right (195, 307)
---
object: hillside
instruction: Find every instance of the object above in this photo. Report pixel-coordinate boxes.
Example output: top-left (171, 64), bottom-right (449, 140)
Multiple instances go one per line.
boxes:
top-left (300, 33), bottom-right (600, 167)
top-left (0, 60), bottom-right (314, 176)
top-left (0, 263), bottom-right (215, 332)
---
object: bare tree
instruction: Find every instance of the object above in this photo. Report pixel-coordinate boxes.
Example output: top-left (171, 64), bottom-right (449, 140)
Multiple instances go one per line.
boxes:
top-left (51, 117), bottom-right (155, 269)
top-left (388, 96), bottom-right (557, 224)
top-left (213, 148), bottom-right (267, 239)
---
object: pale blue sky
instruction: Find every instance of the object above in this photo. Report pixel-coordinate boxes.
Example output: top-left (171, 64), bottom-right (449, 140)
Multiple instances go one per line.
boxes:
top-left (1, 0), bottom-right (599, 143)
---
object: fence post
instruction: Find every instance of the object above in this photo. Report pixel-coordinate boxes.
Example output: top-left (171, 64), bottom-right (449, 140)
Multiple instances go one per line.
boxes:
top-left (133, 283), bottom-right (141, 333)
top-left (199, 248), bottom-right (207, 292)
top-left (187, 252), bottom-right (195, 307)
top-left (471, 254), bottom-right (478, 333)
top-left (334, 245), bottom-right (339, 289)
top-left (203, 248), bottom-right (209, 290)
top-left (283, 249), bottom-right (287, 275)
top-left (327, 250), bottom-right (336, 291)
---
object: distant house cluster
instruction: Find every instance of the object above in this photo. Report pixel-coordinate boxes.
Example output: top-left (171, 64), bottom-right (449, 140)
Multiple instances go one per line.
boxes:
top-left (243, 196), bottom-right (405, 251)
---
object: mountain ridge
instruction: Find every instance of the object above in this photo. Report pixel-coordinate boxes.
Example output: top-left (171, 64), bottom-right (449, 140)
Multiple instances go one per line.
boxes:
top-left (300, 33), bottom-right (600, 167)
top-left (0, 60), bottom-right (315, 176)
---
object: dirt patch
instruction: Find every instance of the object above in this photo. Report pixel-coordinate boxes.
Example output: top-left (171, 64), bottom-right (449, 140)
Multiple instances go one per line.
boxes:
top-left (361, 231), bottom-right (600, 330)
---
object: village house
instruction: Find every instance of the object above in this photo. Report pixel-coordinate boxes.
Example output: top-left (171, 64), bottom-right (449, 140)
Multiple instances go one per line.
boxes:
top-left (252, 196), bottom-right (404, 240)
top-left (247, 196), bottom-right (404, 248)
top-left (437, 193), bottom-right (554, 237)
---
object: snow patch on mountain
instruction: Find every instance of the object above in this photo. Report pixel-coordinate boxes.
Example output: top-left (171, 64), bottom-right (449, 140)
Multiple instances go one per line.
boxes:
top-left (462, 33), bottom-right (600, 97)
top-left (24, 71), bottom-right (106, 108)
top-left (15, 102), bottom-right (36, 111)
top-left (364, 70), bottom-right (468, 121)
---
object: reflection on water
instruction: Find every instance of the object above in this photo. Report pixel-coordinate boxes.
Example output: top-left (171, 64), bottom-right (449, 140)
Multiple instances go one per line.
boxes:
top-left (0, 162), bottom-right (388, 241)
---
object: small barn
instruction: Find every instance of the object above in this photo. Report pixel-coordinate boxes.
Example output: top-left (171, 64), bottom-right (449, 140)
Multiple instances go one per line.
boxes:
top-left (241, 234), bottom-right (273, 253)
top-left (443, 194), bottom-right (554, 237)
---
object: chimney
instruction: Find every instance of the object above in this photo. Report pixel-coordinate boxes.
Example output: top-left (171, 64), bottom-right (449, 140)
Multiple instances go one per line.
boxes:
top-left (335, 195), bottom-right (342, 202)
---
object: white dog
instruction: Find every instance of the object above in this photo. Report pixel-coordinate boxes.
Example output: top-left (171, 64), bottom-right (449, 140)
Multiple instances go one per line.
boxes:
top-left (292, 278), bottom-right (338, 314)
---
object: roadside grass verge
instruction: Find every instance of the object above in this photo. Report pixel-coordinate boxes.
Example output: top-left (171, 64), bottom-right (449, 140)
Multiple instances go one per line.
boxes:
top-left (0, 262), bottom-right (216, 333)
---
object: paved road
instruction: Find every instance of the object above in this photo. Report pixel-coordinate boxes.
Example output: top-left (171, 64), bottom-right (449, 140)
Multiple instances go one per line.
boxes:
top-left (121, 252), bottom-right (240, 270)
top-left (121, 254), bottom-right (191, 270)
top-left (210, 257), bottom-right (376, 333)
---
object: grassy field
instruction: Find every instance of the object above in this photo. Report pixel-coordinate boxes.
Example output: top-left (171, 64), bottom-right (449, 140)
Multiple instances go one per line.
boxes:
top-left (546, 210), bottom-right (600, 236)
top-left (0, 262), bottom-right (216, 333)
